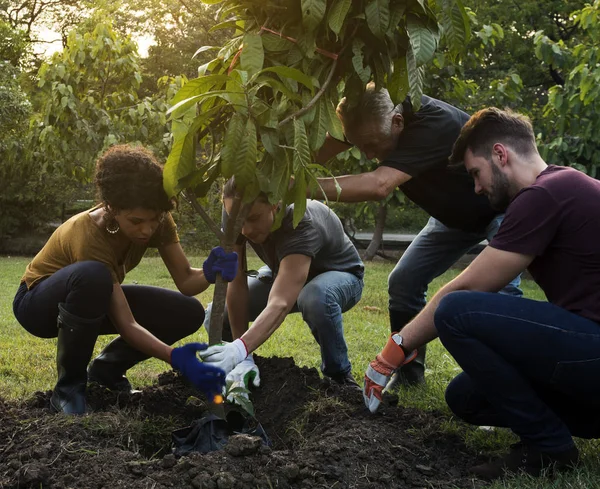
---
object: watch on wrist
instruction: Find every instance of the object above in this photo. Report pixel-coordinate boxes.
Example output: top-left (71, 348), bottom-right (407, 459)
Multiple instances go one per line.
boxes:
top-left (391, 333), bottom-right (410, 355)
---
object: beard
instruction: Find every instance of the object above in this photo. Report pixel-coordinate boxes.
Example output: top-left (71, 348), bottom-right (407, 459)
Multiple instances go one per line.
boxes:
top-left (487, 163), bottom-right (512, 211)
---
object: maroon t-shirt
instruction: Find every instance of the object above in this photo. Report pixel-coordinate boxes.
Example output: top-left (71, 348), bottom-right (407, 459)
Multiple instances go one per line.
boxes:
top-left (490, 165), bottom-right (600, 323)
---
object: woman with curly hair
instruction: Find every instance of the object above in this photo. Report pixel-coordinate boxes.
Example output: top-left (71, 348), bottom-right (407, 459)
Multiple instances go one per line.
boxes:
top-left (13, 144), bottom-right (237, 415)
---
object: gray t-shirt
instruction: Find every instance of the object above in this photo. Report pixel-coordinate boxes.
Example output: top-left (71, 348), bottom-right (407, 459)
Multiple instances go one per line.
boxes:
top-left (240, 200), bottom-right (364, 281)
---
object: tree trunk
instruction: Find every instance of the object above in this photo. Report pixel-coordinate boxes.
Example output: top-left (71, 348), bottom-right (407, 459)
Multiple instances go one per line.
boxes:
top-left (364, 202), bottom-right (387, 262)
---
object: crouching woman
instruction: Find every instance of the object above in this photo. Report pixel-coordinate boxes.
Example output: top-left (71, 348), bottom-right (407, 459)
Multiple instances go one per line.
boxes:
top-left (13, 145), bottom-right (236, 414)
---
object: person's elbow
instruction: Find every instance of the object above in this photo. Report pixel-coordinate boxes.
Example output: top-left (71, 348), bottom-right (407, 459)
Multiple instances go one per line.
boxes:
top-left (269, 296), bottom-right (295, 316)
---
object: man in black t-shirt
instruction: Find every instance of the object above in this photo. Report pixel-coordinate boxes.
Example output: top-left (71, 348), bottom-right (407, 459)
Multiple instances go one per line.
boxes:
top-left (365, 108), bottom-right (599, 480)
top-left (313, 83), bottom-right (522, 386)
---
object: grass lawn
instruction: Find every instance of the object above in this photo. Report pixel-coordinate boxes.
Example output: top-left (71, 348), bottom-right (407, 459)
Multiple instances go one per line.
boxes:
top-left (1, 253), bottom-right (599, 488)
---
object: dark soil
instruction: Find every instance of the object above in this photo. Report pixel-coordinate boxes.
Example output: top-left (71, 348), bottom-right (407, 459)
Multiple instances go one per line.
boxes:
top-left (0, 356), bottom-right (488, 489)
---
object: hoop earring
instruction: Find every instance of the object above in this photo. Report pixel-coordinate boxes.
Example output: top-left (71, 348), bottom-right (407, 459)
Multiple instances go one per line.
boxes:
top-left (104, 206), bottom-right (120, 234)
top-left (106, 219), bottom-right (120, 234)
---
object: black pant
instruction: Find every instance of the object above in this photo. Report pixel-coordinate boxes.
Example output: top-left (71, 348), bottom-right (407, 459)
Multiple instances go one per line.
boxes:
top-left (13, 261), bottom-right (204, 345)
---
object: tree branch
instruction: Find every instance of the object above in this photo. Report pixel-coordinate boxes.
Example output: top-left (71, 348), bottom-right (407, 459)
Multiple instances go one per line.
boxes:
top-left (183, 191), bottom-right (225, 242)
top-left (278, 57), bottom-right (338, 128)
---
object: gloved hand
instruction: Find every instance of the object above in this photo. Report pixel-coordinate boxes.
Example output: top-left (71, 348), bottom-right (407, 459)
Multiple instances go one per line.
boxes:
top-left (363, 333), bottom-right (417, 414)
top-left (226, 354), bottom-right (261, 404)
top-left (171, 343), bottom-right (226, 399)
top-left (198, 338), bottom-right (248, 376)
top-left (203, 246), bottom-right (238, 283)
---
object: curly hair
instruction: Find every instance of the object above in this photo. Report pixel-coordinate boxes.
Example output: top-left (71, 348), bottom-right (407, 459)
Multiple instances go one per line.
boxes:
top-left (94, 145), bottom-right (174, 212)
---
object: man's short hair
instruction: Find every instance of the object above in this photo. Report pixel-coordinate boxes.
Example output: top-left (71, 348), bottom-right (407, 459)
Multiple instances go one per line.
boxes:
top-left (450, 107), bottom-right (537, 165)
top-left (336, 82), bottom-right (402, 131)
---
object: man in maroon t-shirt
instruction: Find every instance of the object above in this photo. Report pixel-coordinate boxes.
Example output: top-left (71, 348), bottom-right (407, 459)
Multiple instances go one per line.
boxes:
top-left (363, 107), bottom-right (600, 480)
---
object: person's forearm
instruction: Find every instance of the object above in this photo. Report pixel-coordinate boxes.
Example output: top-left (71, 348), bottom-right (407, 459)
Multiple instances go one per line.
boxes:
top-left (312, 175), bottom-right (386, 202)
top-left (177, 268), bottom-right (210, 296)
top-left (400, 281), bottom-right (464, 351)
top-left (118, 322), bottom-right (173, 364)
top-left (241, 300), bottom-right (290, 352)
top-left (314, 134), bottom-right (352, 163)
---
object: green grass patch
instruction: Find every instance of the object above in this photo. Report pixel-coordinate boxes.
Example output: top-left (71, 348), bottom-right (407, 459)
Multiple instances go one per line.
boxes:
top-left (2, 254), bottom-right (599, 487)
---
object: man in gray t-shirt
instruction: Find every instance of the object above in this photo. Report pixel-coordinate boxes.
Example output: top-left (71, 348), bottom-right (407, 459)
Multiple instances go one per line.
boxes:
top-left (202, 192), bottom-right (365, 395)
top-left (249, 200), bottom-right (364, 282)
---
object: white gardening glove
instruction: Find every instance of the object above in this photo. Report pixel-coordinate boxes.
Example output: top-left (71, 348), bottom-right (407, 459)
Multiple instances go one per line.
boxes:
top-left (198, 338), bottom-right (248, 376)
top-left (225, 354), bottom-right (261, 404)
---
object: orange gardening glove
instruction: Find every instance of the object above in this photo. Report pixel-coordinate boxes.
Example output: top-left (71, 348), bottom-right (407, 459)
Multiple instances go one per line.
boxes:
top-left (363, 333), bottom-right (417, 413)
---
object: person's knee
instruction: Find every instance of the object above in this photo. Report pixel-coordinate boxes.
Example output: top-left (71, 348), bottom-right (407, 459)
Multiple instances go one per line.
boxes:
top-left (388, 264), bottom-right (427, 306)
top-left (445, 374), bottom-right (478, 423)
top-left (72, 261), bottom-right (113, 290)
top-left (298, 286), bottom-right (327, 324)
top-left (434, 290), bottom-right (474, 337)
top-left (180, 297), bottom-right (205, 336)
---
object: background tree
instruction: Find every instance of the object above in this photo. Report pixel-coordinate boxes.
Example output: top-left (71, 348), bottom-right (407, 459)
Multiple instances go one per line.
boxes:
top-left (534, 0), bottom-right (600, 175)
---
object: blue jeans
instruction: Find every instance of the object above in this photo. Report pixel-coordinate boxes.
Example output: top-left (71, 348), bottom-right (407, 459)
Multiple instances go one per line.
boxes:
top-left (436, 291), bottom-right (600, 453)
top-left (388, 215), bottom-right (522, 314)
top-left (205, 266), bottom-right (364, 377)
top-left (13, 261), bottom-right (204, 344)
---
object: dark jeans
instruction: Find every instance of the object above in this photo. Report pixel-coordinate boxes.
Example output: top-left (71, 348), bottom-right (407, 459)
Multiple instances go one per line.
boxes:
top-left (435, 291), bottom-right (600, 453)
top-left (205, 266), bottom-right (364, 377)
top-left (13, 261), bottom-right (204, 346)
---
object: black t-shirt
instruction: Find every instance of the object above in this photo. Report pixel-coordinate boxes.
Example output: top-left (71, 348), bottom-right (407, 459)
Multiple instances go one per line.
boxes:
top-left (379, 95), bottom-right (498, 232)
top-left (490, 166), bottom-right (600, 323)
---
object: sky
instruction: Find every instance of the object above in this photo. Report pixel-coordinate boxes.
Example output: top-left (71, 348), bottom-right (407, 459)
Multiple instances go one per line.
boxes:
top-left (34, 25), bottom-right (154, 58)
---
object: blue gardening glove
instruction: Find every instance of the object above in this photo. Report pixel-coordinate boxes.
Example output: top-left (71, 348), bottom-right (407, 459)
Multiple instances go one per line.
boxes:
top-left (364, 334), bottom-right (417, 413)
top-left (226, 354), bottom-right (260, 404)
top-left (171, 343), bottom-right (226, 399)
top-left (198, 338), bottom-right (248, 376)
top-left (203, 246), bottom-right (238, 283)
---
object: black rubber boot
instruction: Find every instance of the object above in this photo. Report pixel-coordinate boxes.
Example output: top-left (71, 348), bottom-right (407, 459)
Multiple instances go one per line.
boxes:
top-left (88, 338), bottom-right (147, 392)
top-left (387, 309), bottom-right (426, 387)
top-left (50, 304), bottom-right (101, 415)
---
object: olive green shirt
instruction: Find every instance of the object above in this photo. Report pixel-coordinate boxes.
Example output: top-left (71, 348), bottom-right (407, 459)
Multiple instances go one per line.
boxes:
top-left (22, 206), bottom-right (179, 288)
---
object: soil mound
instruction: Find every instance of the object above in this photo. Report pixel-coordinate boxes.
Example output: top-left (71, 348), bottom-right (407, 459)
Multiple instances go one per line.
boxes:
top-left (0, 356), bottom-right (486, 488)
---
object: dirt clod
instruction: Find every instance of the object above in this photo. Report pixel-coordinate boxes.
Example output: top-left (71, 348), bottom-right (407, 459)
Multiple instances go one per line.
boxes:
top-left (224, 434), bottom-right (262, 456)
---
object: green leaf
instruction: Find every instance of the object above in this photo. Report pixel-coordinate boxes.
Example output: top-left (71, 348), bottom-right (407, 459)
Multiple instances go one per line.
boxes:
top-left (221, 113), bottom-right (245, 179)
top-left (301, 0), bottom-right (327, 33)
top-left (192, 45), bottom-right (219, 59)
top-left (261, 34), bottom-right (293, 52)
top-left (163, 108), bottom-right (217, 198)
top-left (308, 98), bottom-right (328, 151)
top-left (406, 14), bottom-right (438, 67)
top-left (406, 47), bottom-right (424, 110)
top-left (387, 3), bottom-right (406, 37)
top-left (235, 118), bottom-right (258, 186)
top-left (293, 118), bottom-right (311, 173)
top-left (352, 39), bottom-right (371, 84)
top-left (167, 90), bottom-right (238, 119)
top-left (240, 33), bottom-right (264, 78)
top-left (292, 167), bottom-right (307, 228)
top-left (256, 66), bottom-right (314, 91)
top-left (365, 0), bottom-right (390, 39)
top-left (328, 0), bottom-right (352, 37)
top-left (170, 75), bottom-right (232, 106)
top-left (254, 76), bottom-right (302, 102)
top-left (325, 95), bottom-right (344, 141)
top-left (441, 0), bottom-right (470, 54)
top-left (388, 56), bottom-right (409, 105)
top-left (269, 154), bottom-right (292, 202)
